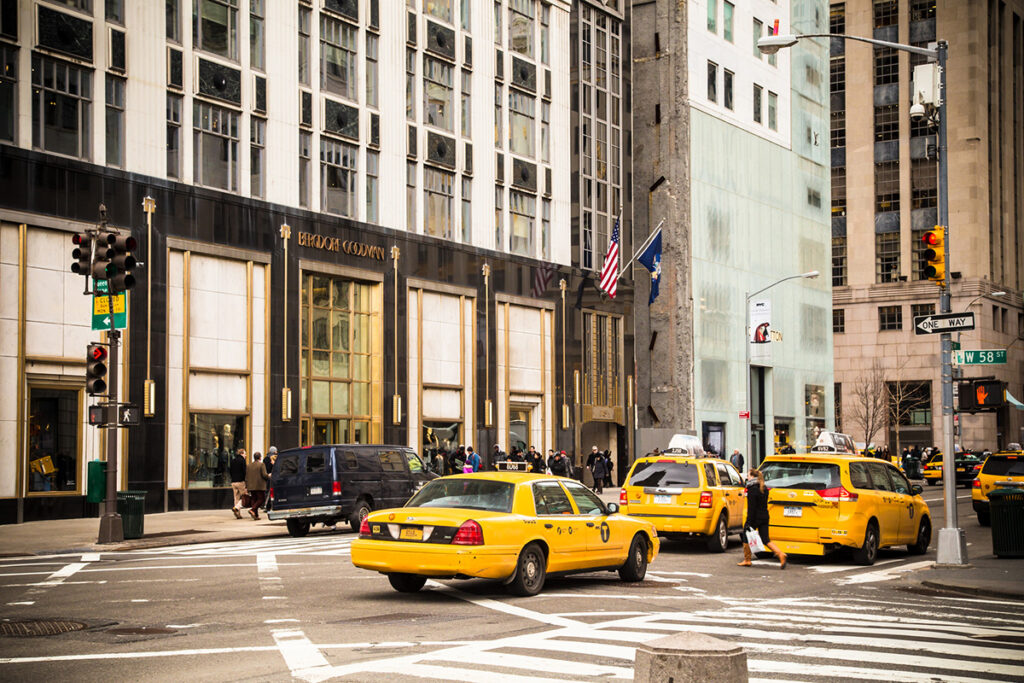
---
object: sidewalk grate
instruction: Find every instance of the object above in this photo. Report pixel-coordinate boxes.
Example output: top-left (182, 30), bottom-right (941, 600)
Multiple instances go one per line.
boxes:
top-left (0, 620), bottom-right (87, 637)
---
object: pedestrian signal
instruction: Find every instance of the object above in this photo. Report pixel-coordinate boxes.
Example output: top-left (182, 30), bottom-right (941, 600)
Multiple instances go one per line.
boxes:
top-left (86, 343), bottom-right (108, 396)
top-left (921, 227), bottom-right (945, 283)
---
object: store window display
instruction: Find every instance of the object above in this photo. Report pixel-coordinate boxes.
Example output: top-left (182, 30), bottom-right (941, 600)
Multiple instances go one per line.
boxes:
top-left (188, 414), bottom-right (247, 487)
top-left (27, 387), bottom-right (81, 493)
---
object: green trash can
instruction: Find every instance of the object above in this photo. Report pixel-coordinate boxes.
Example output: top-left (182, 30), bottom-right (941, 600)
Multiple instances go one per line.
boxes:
top-left (116, 490), bottom-right (147, 540)
top-left (86, 461), bottom-right (106, 503)
top-left (989, 488), bottom-right (1024, 558)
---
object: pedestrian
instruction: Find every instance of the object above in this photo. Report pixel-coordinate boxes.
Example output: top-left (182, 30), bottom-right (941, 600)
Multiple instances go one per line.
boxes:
top-left (493, 443), bottom-right (506, 467)
top-left (737, 468), bottom-right (786, 569)
top-left (529, 449), bottom-right (545, 473)
top-left (546, 449), bottom-right (557, 474)
top-left (449, 445), bottom-right (466, 474)
top-left (604, 450), bottom-right (614, 488)
top-left (245, 451), bottom-right (270, 520)
top-left (587, 446), bottom-right (600, 470)
top-left (730, 449), bottom-right (745, 473)
top-left (780, 443), bottom-right (795, 455)
top-left (465, 446), bottom-right (481, 472)
top-left (434, 449), bottom-right (447, 474)
top-left (229, 447), bottom-right (248, 519)
top-left (550, 451), bottom-right (568, 477)
top-left (591, 453), bottom-right (608, 494)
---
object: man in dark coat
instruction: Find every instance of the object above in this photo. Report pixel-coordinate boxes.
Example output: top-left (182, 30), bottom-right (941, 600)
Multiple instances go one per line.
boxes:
top-left (229, 448), bottom-right (248, 519)
top-left (245, 452), bottom-right (270, 520)
top-left (591, 454), bottom-right (608, 494)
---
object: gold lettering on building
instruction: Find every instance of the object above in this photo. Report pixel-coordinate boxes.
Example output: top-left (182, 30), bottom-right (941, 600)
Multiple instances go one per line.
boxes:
top-left (296, 232), bottom-right (386, 261)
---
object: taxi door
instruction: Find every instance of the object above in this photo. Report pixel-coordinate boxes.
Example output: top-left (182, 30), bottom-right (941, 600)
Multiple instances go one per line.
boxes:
top-left (715, 462), bottom-right (745, 529)
top-left (561, 480), bottom-right (628, 565)
top-left (531, 480), bottom-right (589, 572)
top-left (884, 465), bottom-right (918, 543)
top-left (866, 462), bottom-right (901, 546)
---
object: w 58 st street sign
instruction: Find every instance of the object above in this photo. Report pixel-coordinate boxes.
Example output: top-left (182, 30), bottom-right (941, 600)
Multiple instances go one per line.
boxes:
top-left (914, 312), bottom-right (975, 335)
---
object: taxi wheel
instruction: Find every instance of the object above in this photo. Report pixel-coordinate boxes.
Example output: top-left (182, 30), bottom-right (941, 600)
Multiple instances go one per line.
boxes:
top-left (349, 500), bottom-right (372, 529)
top-left (706, 514), bottom-right (728, 553)
top-left (927, 479), bottom-right (939, 486)
top-left (286, 519), bottom-right (310, 537)
top-left (852, 521), bottom-right (879, 566)
top-left (908, 517), bottom-right (931, 555)
top-left (508, 543), bottom-right (547, 597)
top-left (619, 535), bottom-right (648, 582)
top-left (387, 573), bottom-right (427, 593)
top-left (976, 510), bottom-right (991, 527)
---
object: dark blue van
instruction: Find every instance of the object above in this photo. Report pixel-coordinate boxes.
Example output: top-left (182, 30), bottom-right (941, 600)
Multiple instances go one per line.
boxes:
top-left (267, 445), bottom-right (436, 537)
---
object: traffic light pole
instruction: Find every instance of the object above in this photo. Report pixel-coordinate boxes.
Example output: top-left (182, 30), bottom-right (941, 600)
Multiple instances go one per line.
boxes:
top-left (96, 234), bottom-right (124, 544)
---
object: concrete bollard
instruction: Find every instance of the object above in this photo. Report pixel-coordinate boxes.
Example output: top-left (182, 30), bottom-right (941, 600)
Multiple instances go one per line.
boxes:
top-left (633, 631), bottom-right (748, 683)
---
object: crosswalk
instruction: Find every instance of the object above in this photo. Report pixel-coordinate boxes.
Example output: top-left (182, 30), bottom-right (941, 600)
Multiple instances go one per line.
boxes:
top-left (316, 592), bottom-right (1024, 682)
top-left (131, 534), bottom-right (354, 557)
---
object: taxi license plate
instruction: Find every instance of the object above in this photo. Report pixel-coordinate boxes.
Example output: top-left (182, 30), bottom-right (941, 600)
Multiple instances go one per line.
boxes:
top-left (309, 486), bottom-right (322, 495)
top-left (654, 494), bottom-right (672, 504)
top-left (400, 528), bottom-right (423, 541)
top-left (956, 468), bottom-right (965, 473)
top-left (783, 506), bottom-right (803, 518)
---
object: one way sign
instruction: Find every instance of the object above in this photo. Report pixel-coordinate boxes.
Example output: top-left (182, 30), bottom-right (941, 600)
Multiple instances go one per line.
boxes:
top-left (914, 312), bottom-right (975, 335)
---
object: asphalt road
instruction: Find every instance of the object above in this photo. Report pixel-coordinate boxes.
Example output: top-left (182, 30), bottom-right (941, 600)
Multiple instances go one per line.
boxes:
top-left (1, 490), bottom-right (1022, 682)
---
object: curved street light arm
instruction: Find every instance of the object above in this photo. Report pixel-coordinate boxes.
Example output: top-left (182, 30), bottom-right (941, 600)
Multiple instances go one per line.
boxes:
top-left (775, 32), bottom-right (939, 58)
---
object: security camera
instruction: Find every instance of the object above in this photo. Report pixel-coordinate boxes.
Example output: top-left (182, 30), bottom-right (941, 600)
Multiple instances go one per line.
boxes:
top-left (909, 102), bottom-right (927, 121)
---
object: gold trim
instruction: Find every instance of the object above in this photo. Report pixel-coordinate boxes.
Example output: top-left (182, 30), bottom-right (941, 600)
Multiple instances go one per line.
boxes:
top-left (559, 279), bottom-right (567, 430)
top-left (264, 262), bottom-right (271, 444)
top-left (166, 237), bottom-right (271, 264)
top-left (143, 196), bottom-right (156, 416)
top-left (417, 287), bottom-right (423, 446)
top-left (163, 245), bottom-right (170, 508)
top-left (23, 383), bottom-right (85, 497)
top-left (405, 277), bottom-right (476, 298)
top-left (423, 381), bottom-right (466, 391)
top-left (16, 224), bottom-right (27, 503)
top-left (503, 302), bottom-right (510, 449)
top-left (483, 263), bottom-right (491, 427)
top-left (246, 260), bottom-right (253, 458)
top-left (26, 355), bottom-right (87, 366)
top-left (495, 291), bottom-right (556, 310)
top-left (188, 366), bottom-right (252, 376)
top-left (392, 246), bottom-right (401, 425)
top-left (281, 223), bottom-right (290, 422)
top-left (297, 258), bottom-right (385, 282)
top-left (181, 251), bottom-right (190, 498)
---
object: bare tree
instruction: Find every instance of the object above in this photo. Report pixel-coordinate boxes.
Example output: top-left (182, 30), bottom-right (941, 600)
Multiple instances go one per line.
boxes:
top-left (847, 359), bottom-right (888, 453)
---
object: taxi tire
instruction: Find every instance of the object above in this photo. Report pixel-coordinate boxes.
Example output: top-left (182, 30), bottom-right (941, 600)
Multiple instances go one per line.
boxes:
top-left (706, 513), bottom-right (728, 553)
top-left (388, 573), bottom-right (427, 593)
top-left (349, 500), bottom-right (372, 529)
top-left (927, 479), bottom-right (939, 486)
top-left (508, 543), bottom-right (547, 597)
top-left (852, 521), bottom-right (879, 566)
top-left (976, 510), bottom-right (991, 527)
top-left (619, 535), bottom-right (648, 582)
top-left (286, 519), bottom-right (311, 537)
top-left (907, 517), bottom-right (930, 555)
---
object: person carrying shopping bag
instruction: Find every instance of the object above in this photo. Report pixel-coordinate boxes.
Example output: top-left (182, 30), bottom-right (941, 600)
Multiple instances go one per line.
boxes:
top-left (737, 468), bottom-right (787, 569)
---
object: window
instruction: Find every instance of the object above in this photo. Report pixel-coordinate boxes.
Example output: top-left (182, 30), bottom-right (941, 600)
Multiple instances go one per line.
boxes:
top-left (194, 0), bottom-right (238, 60)
top-left (249, 0), bottom-right (264, 70)
top-left (875, 161), bottom-right (900, 212)
top-left (879, 305), bottom-right (902, 331)
top-left (494, 83), bottom-right (503, 146)
top-left (874, 47), bottom-right (898, 86)
top-left (874, 104), bottom-right (898, 142)
top-left (509, 190), bottom-right (534, 255)
top-left (832, 235), bottom-right (847, 286)
top-left (833, 309), bottom-right (845, 333)
top-left (563, 481), bottom-right (605, 515)
top-left (541, 197), bottom-right (551, 259)
top-left (752, 18), bottom-right (763, 58)
top-left (707, 0), bottom-right (717, 33)
top-left (27, 387), bottom-right (81, 494)
top-left (460, 176), bottom-right (471, 242)
top-left (723, 69), bottom-right (733, 110)
top-left (911, 303), bottom-right (935, 319)
top-left (321, 138), bottom-right (357, 217)
top-left (831, 3), bottom-right (846, 34)
top-left (767, 91), bottom-right (777, 130)
top-left (910, 0), bottom-right (936, 22)
top-left (582, 311), bottom-right (621, 406)
top-left (32, 55), bottom-right (92, 160)
top-left (299, 131), bottom-right (311, 207)
top-left (166, 93), bottom-right (181, 177)
top-left (167, 0), bottom-right (181, 42)
top-left (406, 48), bottom-right (415, 120)
top-left (911, 158), bottom-right (937, 209)
top-left (105, 75), bottom-right (125, 167)
top-left (911, 229), bottom-right (929, 280)
top-left (364, 33), bottom-right (378, 108)
top-left (495, 185), bottom-right (504, 251)
top-left (298, 7), bottom-right (311, 85)
top-left (0, 46), bottom-right (14, 143)
top-left (873, 0), bottom-right (898, 28)
top-left (830, 110), bottom-right (846, 147)
top-left (461, 0), bottom-right (470, 30)
top-left (250, 117), bottom-right (265, 197)
top-left (832, 167), bottom-right (846, 216)
top-left (508, 89), bottom-right (534, 156)
top-left (707, 61), bottom-right (717, 103)
top-left (460, 69), bottom-right (471, 138)
top-left (424, 56), bottom-right (454, 131)
top-left (106, 0), bottom-right (123, 24)
top-left (406, 161), bottom-right (417, 229)
top-left (723, 1), bottom-right (734, 42)
top-left (509, 0), bottom-right (534, 58)
top-left (424, 166), bottom-right (454, 238)
top-left (366, 150), bottom-right (379, 223)
top-left (193, 101), bottom-right (239, 190)
top-left (888, 381), bottom-right (931, 427)
top-left (187, 413), bottom-right (246, 488)
top-left (321, 15), bottom-right (357, 100)
top-left (830, 56), bottom-right (845, 97)
top-left (533, 481), bottom-right (573, 515)
top-left (875, 232), bottom-right (900, 283)
top-left (540, 3), bottom-right (549, 64)
top-left (425, 0), bottom-right (451, 23)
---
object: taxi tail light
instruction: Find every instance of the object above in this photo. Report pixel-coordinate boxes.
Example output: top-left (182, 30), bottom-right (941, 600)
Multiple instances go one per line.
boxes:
top-left (359, 517), bottom-right (371, 538)
top-left (816, 486), bottom-right (858, 503)
top-left (698, 491), bottom-right (713, 508)
top-left (619, 488), bottom-right (628, 505)
top-left (452, 520), bottom-right (484, 545)
top-left (332, 481), bottom-right (342, 495)
top-left (973, 479), bottom-right (981, 489)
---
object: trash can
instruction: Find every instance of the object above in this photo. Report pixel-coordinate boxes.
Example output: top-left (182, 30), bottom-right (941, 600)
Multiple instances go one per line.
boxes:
top-left (988, 488), bottom-right (1024, 558)
top-left (116, 490), bottom-right (147, 540)
top-left (86, 461), bottom-right (106, 503)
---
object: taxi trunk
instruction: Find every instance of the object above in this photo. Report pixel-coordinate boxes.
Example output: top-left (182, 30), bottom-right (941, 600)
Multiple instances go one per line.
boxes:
top-left (622, 460), bottom-right (713, 534)
top-left (763, 460), bottom-right (858, 555)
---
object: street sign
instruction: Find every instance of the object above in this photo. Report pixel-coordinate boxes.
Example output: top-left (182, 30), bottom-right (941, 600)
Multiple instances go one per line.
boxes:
top-left (953, 349), bottom-right (1007, 365)
top-left (118, 404), bottom-right (141, 426)
top-left (951, 341), bottom-right (961, 351)
top-left (914, 312), bottom-right (975, 335)
top-left (739, 410), bottom-right (750, 419)
top-left (92, 280), bottom-right (127, 331)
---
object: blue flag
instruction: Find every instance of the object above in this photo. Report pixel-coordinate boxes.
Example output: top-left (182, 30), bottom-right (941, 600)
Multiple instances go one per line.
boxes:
top-left (637, 229), bottom-right (662, 304)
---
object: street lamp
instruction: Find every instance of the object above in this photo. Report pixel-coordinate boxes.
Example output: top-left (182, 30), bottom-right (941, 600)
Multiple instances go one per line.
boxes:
top-left (759, 32), bottom-right (967, 566)
top-left (745, 270), bottom-right (819, 471)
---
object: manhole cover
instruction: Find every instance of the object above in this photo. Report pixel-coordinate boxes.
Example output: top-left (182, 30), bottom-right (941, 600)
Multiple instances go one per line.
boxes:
top-left (106, 626), bottom-right (177, 635)
top-left (0, 620), bottom-right (87, 637)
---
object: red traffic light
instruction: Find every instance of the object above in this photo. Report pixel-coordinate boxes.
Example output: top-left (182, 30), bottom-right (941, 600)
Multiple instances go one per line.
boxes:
top-left (921, 232), bottom-right (939, 246)
top-left (88, 345), bottom-right (108, 362)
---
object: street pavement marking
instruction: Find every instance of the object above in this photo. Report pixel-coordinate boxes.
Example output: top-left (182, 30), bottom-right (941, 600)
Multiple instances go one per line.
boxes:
top-left (806, 557), bottom-right (903, 573)
top-left (271, 628), bottom-right (333, 682)
top-left (6, 601), bottom-right (34, 606)
top-left (39, 562), bottom-right (88, 587)
top-left (724, 608), bottom-right (1024, 637)
top-left (835, 559), bottom-right (935, 585)
top-left (80, 553), bottom-right (101, 562)
top-left (425, 580), bottom-right (580, 628)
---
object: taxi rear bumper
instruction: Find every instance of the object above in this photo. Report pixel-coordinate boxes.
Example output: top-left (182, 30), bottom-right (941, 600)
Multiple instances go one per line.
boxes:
top-left (623, 510), bottom-right (717, 536)
top-left (769, 520), bottom-right (865, 555)
top-left (350, 538), bottom-right (518, 580)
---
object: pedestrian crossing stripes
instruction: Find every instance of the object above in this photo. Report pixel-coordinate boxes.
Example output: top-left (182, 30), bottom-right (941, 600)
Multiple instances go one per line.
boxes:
top-left (131, 534), bottom-right (354, 557)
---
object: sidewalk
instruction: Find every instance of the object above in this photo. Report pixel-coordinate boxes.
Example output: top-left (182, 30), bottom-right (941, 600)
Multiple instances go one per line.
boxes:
top-left (902, 553), bottom-right (1024, 600)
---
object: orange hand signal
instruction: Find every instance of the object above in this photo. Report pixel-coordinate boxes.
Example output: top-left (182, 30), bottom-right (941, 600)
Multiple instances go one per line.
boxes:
top-left (976, 385), bottom-right (989, 405)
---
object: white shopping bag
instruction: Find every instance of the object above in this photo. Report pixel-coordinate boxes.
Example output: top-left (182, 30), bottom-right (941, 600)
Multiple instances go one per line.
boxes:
top-left (746, 527), bottom-right (767, 554)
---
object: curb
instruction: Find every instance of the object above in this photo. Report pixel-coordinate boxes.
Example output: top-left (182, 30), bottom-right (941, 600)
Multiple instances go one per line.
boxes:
top-left (919, 580), bottom-right (1024, 601)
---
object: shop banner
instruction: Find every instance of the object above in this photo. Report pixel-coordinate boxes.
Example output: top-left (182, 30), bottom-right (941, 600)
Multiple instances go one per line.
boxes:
top-left (749, 299), bottom-right (771, 361)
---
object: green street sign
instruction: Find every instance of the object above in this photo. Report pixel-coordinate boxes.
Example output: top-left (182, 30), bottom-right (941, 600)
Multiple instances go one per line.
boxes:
top-left (953, 349), bottom-right (1007, 365)
top-left (92, 280), bottom-right (127, 331)
top-left (951, 341), bottom-right (961, 351)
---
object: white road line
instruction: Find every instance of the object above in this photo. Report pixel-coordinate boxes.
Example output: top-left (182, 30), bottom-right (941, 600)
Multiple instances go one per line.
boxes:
top-left (80, 553), bottom-right (100, 562)
top-left (6, 601), bottom-right (34, 606)
top-left (433, 651), bottom-right (633, 679)
top-left (647, 570), bottom-right (712, 578)
top-left (715, 609), bottom-right (1024, 637)
top-left (256, 552), bottom-right (278, 574)
top-left (806, 557), bottom-right (903, 573)
top-left (748, 656), bottom-right (1008, 683)
top-left (37, 562), bottom-right (88, 587)
top-left (270, 628), bottom-right (333, 682)
top-left (425, 581), bottom-right (581, 628)
top-left (355, 662), bottom-right (572, 683)
top-left (835, 559), bottom-right (935, 585)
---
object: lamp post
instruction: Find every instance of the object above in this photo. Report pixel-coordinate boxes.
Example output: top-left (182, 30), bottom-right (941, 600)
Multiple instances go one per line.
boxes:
top-left (759, 32), bottom-right (966, 565)
top-left (745, 271), bottom-right (819, 471)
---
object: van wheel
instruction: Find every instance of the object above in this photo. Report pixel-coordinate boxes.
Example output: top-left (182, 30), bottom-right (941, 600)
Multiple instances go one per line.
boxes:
top-left (349, 500), bottom-right (372, 529)
top-left (286, 519), bottom-right (310, 537)
top-left (927, 479), bottom-right (938, 486)
top-left (976, 510), bottom-right (991, 527)
top-left (706, 513), bottom-right (728, 553)
top-left (852, 521), bottom-right (879, 566)
top-left (908, 517), bottom-right (930, 555)
top-left (387, 573), bottom-right (427, 593)
top-left (508, 543), bottom-right (546, 596)
top-left (619, 535), bottom-right (649, 582)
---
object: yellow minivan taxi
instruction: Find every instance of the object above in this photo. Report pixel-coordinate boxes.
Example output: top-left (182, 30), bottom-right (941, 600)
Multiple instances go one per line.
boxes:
top-left (620, 454), bottom-right (745, 552)
top-left (972, 449), bottom-right (1024, 526)
top-left (760, 453), bottom-right (931, 565)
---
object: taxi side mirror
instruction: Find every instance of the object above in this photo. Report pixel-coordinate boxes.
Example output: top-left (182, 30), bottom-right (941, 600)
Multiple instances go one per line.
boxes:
top-left (605, 502), bottom-right (620, 514)
top-left (911, 484), bottom-right (923, 496)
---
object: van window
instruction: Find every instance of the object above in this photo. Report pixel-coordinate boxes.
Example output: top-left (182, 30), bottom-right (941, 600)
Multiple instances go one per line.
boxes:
top-left (337, 451), bottom-right (359, 470)
top-left (404, 451), bottom-right (425, 473)
top-left (628, 461), bottom-right (701, 488)
top-left (981, 455), bottom-right (1024, 476)
top-left (277, 454), bottom-right (300, 476)
top-left (704, 463), bottom-right (718, 486)
top-left (305, 451), bottom-right (327, 473)
top-left (849, 463), bottom-right (871, 490)
top-left (761, 461), bottom-right (840, 490)
top-left (888, 466), bottom-right (911, 494)
top-left (867, 463), bottom-right (895, 491)
top-left (378, 450), bottom-right (406, 472)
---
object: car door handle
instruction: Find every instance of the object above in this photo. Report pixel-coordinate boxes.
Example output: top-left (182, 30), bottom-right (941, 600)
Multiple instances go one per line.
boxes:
top-left (544, 523), bottom-right (553, 529)
top-left (586, 522), bottom-right (595, 527)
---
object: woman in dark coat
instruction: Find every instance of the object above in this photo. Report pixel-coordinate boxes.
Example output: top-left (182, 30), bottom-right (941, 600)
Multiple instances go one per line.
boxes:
top-left (737, 468), bottom-right (787, 569)
top-left (590, 455), bottom-right (608, 494)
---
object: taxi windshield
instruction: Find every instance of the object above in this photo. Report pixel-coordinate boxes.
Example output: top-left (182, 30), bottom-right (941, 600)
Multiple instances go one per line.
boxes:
top-left (406, 478), bottom-right (515, 512)
top-left (628, 461), bottom-right (701, 488)
top-left (981, 456), bottom-right (1024, 476)
top-left (761, 461), bottom-right (840, 490)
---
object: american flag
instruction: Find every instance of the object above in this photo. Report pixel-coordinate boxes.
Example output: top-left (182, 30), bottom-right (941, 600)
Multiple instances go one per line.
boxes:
top-left (532, 262), bottom-right (556, 298)
top-left (597, 217), bottom-right (621, 298)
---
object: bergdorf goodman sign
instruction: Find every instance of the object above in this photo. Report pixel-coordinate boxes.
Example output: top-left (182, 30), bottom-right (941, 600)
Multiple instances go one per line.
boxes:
top-left (296, 232), bottom-right (387, 261)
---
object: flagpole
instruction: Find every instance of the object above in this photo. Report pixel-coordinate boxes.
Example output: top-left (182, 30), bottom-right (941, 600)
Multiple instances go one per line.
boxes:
top-left (619, 219), bottom-right (665, 278)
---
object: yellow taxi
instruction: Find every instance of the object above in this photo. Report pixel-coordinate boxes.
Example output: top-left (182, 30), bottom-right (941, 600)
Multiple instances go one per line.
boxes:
top-left (760, 437), bottom-right (931, 565)
top-left (922, 452), bottom-right (983, 486)
top-left (972, 449), bottom-right (1024, 526)
top-left (350, 471), bottom-right (659, 596)
top-left (619, 453), bottom-right (745, 552)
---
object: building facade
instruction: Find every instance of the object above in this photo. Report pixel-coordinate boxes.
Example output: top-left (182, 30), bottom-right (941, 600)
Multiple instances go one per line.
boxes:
top-left (0, 0), bottom-right (636, 523)
top-left (632, 0), bottom-right (835, 465)
top-left (830, 0), bottom-right (1024, 452)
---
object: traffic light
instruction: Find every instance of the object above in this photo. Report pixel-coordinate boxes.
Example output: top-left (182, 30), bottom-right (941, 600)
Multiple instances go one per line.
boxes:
top-left (957, 379), bottom-right (1006, 412)
top-left (105, 232), bottom-right (138, 292)
top-left (91, 230), bottom-right (115, 281)
top-left (86, 343), bottom-right (108, 396)
top-left (71, 232), bottom-right (93, 275)
top-left (921, 227), bottom-right (945, 282)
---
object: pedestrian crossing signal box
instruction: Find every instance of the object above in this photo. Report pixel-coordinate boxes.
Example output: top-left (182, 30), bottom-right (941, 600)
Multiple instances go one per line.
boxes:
top-left (957, 380), bottom-right (1006, 412)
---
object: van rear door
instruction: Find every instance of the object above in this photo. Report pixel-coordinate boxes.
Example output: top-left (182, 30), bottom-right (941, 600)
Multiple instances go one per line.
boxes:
top-left (378, 448), bottom-right (414, 507)
top-left (271, 448), bottom-right (333, 508)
